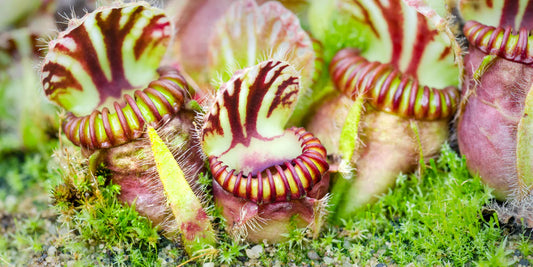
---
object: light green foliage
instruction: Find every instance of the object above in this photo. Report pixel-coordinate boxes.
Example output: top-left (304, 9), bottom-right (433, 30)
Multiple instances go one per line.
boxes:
top-left (217, 240), bottom-right (247, 265)
top-left (0, 152), bottom-right (50, 200)
top-left (477, 238), bottom-right (516, 267)
top-left (308, 2), bottom-right (371, 63)
top-left (0, 29), bottom-right (57, 152)
top-left (3, 137), bottom-right (533, 266)
top-left (340, 143), bottom-right (502, 265)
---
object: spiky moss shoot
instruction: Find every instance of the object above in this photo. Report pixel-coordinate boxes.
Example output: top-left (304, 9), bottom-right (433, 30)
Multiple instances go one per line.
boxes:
top-left (201, 60), bottom-right (329, 243)
top-left (457, 0), bottom-right (533, 226)
top-left (305, 0), bottom-right (461, 220)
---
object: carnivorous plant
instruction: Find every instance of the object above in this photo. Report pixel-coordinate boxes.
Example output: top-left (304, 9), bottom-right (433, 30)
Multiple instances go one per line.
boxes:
top-left (41, 2), bottom-right (215, 255)
top-left (306, 0), bottom-right (461, 220)
top-left (457, 0), bottom-right (533, 225)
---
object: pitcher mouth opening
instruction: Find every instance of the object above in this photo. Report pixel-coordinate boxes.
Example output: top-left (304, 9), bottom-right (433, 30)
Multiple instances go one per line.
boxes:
top-left (208, 127), bottom-right (328, 204)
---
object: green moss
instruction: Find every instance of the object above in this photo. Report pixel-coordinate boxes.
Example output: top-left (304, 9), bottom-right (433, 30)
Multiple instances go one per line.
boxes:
top-left (50, 148), bottom-right (163, 266)
top-left (239, 143), bottom-right (515, 266)
top-left (4, 139), bottom-right (533, 266)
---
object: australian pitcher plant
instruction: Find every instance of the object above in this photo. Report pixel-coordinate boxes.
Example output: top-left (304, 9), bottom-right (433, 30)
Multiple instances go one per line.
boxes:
top-left (175, 0), bottom-right (330, 242)
top-left (41, 2), bottom-right (215, 255)
top-left (457, 0), bottom-right (533, 225)
top-left (201, 0), bottom-right (330, 242)
top-left (306, 0), bottom-right (462, 220)
top-left (200, 60), bottom-right (330, 242)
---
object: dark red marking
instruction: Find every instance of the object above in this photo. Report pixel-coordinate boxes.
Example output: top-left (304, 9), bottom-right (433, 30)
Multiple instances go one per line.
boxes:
top-left (267, 76), bottom-right (298, 117)
top-left (78, 116), bottom-right (89, 148)
top-left (374, 64), bottom-right (392, 104)
top-left (134, 14), bottom-right (168, 60)
top-left (487, 27), bottom-right (502, 54)
top-left (300, 154), bottom-right (320, 177)
top-left (351, 1), bottom-right (380, 37)
top-left (420, 86), bottom-right (430, 118)
top-left (286, 161), bottom-right (305, 198)
top-left (94, 7), bottom-right (143, 100)
top-left (181, 222), bottom-right (202, 241)
top-left (276, 165), bottom-right (291, 201)
top-left (438, 46), bottom-right (451, 61)
top-left (208, 128), bottom-right (328, 204)
top-left (516, 28), bottom-right (528, 61)
top-left (330, 48), bottom-right (459, 119)
top-left (373, 0), bottom-right (404, 68)
top-left (205, 61), bottom-right (299, 155)
top-left (392, 75), bottom-right (406, 110)
top-left (520, 0), bottom-right (533, 29)
top-left (294, 158), bottom-right (314, 188)
top-left (500, 0), bottom-right (520, 28)
top-left (42, 62), bottom-right (84, 95)
top-left (222, 169), bottom-right (234, 188)
top-left (124, 94), bottom-right (144, 126)
top-left (101, 107), bottom-right (116, 145)
top-left (246, 172), bottom-right (252, 200)
top-left (433, 90), bottom-right (442, 119)
top-left (407, 79), bottom-right (418, 117)
top-left (244, 61), bottom-right (285, 140)
top-left (135, 90), bottom-right (162, 121)
top-left (267, 168), bottom-right (276, 203)
top-left (224, 78), bottom-right (246, 146)
top-left (464, 20), bottom-right (533, 64)
top-left (257, 171), bottom-right (263, 204)
top-left (213, 165), bottom-right (227, 180)
top-left (405, 13), bottom-right (438, 78)
top-left (196, 209), bottom-right (208, 221)
top-left (50, 6), bottom-right (167, 107)
top-left (203, 102), bottom-right (224, 136)
top-left (60, 67), bottom-right (188, 149)
top-left (88, 110), bottom-right (98, 149)
top-left (114, 101), bottom-right (132, 139)
top-left (146, 87), bottom-right (173, 113)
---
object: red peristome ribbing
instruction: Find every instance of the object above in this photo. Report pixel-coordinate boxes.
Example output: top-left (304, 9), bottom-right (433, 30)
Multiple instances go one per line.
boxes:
top-left (62, 67), bottom-right (188, 149)
top-left (329, 48), bottom-right (459, 120)
top-left (208, 127), bottom-right (329, 204)
top-left (464, 20), bottom-right (533, 64)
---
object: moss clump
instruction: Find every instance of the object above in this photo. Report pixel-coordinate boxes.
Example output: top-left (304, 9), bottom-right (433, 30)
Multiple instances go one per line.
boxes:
top-left (240, 144), bottom-right (513, 266)
top-left (50, 146), bottom-right (167, 266)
